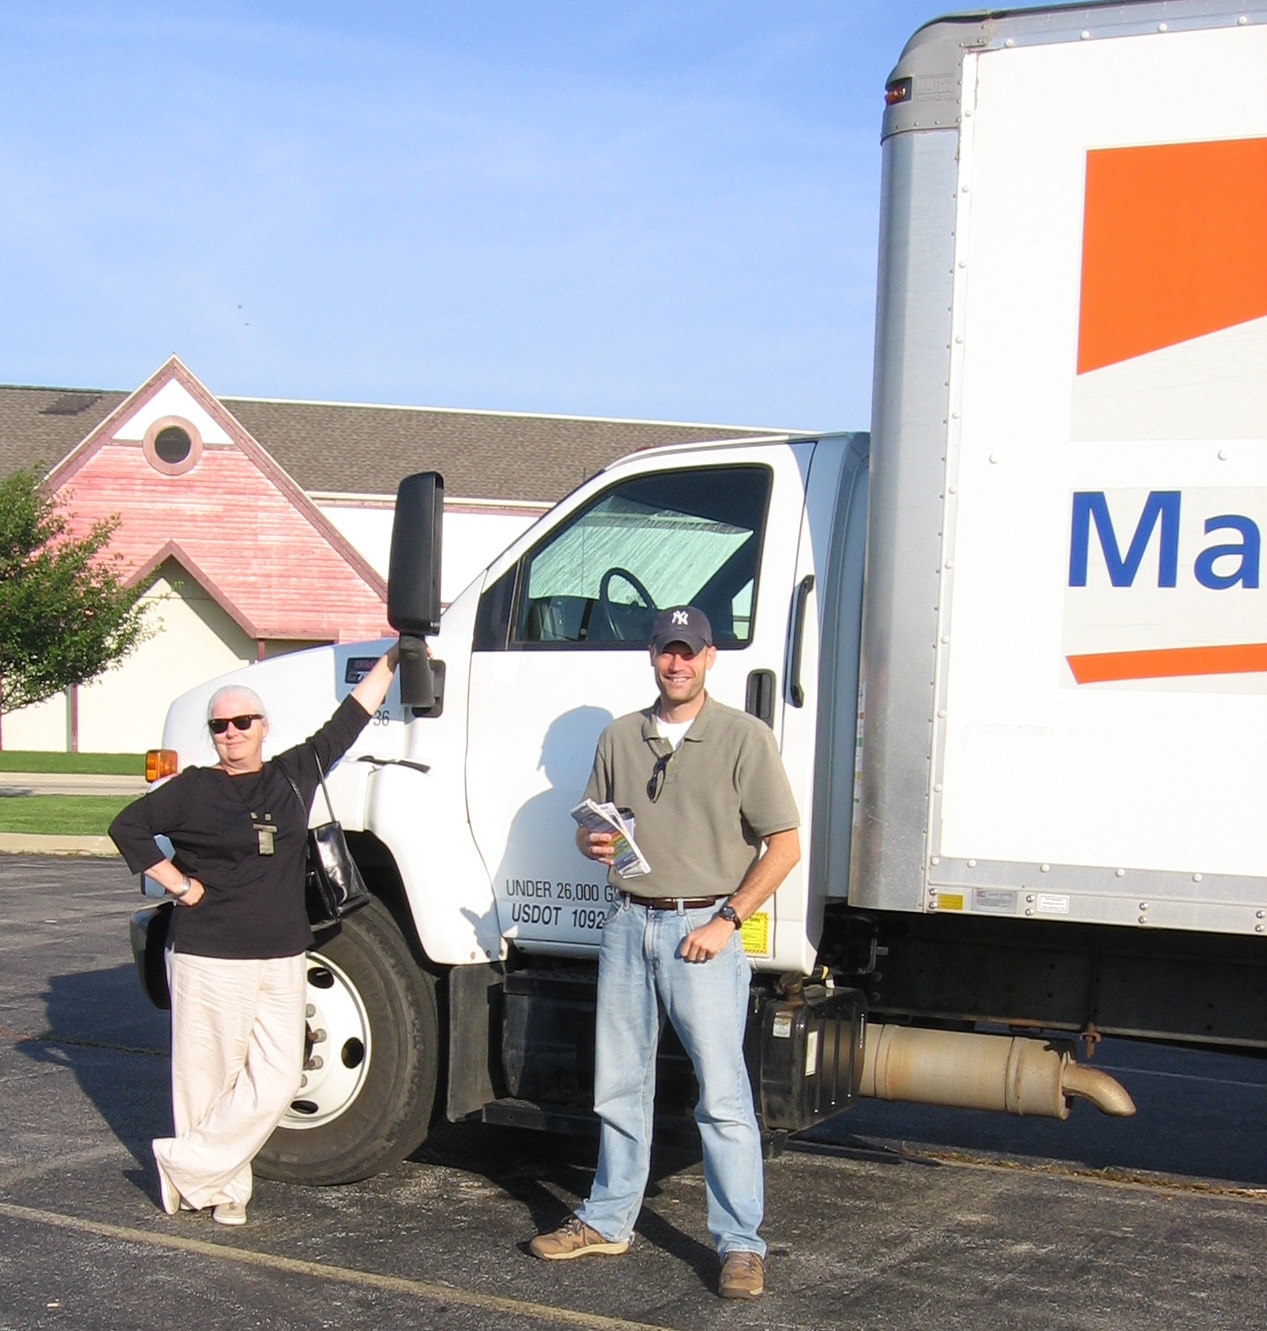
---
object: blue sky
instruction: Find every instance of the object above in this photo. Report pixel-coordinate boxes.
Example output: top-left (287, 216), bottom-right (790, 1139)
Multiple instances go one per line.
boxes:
top-left (2, 1), bottom-right (958, 429)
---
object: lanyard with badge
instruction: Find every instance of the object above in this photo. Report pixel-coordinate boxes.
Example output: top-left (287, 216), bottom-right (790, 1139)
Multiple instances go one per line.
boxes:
top-left (226, 773), bottom-right (277, 855)
top-left (254, 814), bottom-right (276, 855)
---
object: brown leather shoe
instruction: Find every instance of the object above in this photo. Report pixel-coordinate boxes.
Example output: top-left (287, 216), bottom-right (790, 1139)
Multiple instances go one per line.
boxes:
top-left (528, 1215), bottom-right (630, 1260)
top-left (719, 1250), bottom-right (764, 1299)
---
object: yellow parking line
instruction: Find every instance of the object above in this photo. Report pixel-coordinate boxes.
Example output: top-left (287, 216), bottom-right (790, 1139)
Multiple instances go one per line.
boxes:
top-left (0, 1201), bottom-right (678, 1331)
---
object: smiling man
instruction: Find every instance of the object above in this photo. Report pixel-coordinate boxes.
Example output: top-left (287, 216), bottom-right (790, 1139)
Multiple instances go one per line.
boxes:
top-left (527, 605), bottom-right (801, 1300)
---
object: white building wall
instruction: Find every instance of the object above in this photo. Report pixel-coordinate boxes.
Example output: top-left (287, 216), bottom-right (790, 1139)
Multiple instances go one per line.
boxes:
top-left (1, 693), bottom-right (68, 751)
top-left (76, 565), bottom-right (256, 753)
top-left (2, 564), bottom-right (256, 754)
top-left (316, 500), bottom-right (545, 602)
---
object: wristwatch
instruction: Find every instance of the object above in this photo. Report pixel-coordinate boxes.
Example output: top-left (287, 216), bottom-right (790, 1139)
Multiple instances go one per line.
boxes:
top-left (171, 875), bottom-right (191, 898)
top-left (717, 903), bottom-right (741, 929)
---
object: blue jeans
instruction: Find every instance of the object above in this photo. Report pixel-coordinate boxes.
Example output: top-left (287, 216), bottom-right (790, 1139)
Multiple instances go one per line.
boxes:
top-left (576, 897), bottom-right (764, 1257)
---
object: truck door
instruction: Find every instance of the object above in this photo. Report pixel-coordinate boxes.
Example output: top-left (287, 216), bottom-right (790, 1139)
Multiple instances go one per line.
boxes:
top-left (464, 444), bottom-right (813, 955)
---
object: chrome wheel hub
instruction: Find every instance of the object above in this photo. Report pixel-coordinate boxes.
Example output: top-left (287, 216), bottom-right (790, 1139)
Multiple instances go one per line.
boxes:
top-left (282, 952), bottom-right (373, 1129)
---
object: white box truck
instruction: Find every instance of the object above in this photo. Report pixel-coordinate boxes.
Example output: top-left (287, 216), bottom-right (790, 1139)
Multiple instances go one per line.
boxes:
top-left (132, 0), bottom-right (1267, 1183)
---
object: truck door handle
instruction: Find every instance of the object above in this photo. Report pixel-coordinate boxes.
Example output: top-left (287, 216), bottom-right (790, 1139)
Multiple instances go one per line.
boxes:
top-left (788, 575), bottom-right (815, 708)
top-left (745, 670), bottom-right (776, 728)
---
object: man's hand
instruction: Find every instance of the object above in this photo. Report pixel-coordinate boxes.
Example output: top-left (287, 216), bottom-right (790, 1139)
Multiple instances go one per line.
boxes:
top-left (677, 828), bottom-right (800, 964)
top-left (679, 914), bottom-right (737, 963)
top-left (576, 826), bottom-right (617, 866)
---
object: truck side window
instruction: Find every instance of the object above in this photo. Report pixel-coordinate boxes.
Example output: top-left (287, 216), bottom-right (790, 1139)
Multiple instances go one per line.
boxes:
top-left (509, 465), bottom-right (771, 648)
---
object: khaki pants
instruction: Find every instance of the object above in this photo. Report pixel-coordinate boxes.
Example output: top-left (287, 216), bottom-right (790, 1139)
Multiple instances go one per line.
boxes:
top-left (155, 950), bottom-right (306, 1210)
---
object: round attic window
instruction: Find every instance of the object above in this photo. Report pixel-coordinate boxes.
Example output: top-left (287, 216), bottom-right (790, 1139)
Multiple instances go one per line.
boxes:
top-left (142, 416), bottom-right (203, 476)
top-left (154, 425), bottom-right (192, 464)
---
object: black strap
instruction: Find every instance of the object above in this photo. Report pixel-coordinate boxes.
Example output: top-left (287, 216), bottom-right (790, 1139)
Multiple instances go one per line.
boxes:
top-left (311, 744), bottom-right (337, 822)
top-left (281, 767), bottom-right (305, 815)
top-left (283, 745), bottom-right (337, 823)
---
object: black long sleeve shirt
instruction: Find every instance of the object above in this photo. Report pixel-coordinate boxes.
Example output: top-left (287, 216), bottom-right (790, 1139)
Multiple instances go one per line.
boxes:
top-left (109, 694), bottom-right (372, 959)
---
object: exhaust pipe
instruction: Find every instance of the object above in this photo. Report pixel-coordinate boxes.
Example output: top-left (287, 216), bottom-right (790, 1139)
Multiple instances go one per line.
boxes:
top-left (860, 1023), bottom-right (1135, 1118)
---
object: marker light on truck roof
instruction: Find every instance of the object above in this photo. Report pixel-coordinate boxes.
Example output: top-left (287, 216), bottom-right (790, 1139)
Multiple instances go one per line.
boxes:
top-left (885, 77), bottom-right (912, 106)
top-left (146, 749), bottom-right (177, 783)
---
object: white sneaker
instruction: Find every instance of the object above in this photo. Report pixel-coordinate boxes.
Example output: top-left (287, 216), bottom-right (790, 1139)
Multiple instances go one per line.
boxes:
top-left (213, 1201), bottom-right (247, 1227)
top-left (153, 1149), bottom-right (180, 1217)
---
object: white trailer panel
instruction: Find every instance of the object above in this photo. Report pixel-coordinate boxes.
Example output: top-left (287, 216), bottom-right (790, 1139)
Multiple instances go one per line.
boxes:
top-left (935, 21), bottom-right (1267, 920)
top-left (861, 5), bottom-right (1267, 933)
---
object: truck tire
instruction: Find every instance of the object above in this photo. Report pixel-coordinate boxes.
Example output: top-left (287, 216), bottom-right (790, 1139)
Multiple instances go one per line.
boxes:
top-left (255, 896), bottom-right (440, 1185)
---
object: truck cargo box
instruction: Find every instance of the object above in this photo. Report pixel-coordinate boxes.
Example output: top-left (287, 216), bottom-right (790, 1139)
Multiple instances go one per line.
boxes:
top-left (856, 2), bottom-right (1267, 936)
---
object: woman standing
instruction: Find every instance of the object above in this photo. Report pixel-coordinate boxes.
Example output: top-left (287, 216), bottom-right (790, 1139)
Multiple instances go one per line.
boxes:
top-left (109, 646), bottom-right (399, 1225)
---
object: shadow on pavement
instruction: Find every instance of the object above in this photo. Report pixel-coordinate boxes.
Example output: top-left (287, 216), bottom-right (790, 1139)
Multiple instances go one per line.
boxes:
top-left (17, 963), bottom-right (171, 1169)
top-left (413, 1118), bottom-right (717, 1279)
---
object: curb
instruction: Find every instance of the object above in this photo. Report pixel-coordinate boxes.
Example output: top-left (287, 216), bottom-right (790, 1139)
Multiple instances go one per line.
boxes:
top-left (0, 772), bottom-right (146, 796)
top-left (0, 834), bottom-right (120, 857)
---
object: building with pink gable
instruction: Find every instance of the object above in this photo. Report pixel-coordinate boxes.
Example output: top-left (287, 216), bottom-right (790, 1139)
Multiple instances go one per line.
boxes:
top-left (1, 357), bottom-right (777, 751)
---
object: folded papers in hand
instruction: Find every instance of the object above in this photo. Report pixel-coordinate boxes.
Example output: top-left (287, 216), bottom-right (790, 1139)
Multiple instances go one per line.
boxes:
top-left (570, 799), bottom-right (650, 879)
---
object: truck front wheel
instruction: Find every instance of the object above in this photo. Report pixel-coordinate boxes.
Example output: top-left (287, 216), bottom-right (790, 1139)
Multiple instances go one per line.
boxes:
top-left (255, 896), bottom-right (440, 1185)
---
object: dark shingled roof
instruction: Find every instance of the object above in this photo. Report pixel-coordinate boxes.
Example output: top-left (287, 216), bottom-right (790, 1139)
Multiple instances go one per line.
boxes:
top-left (0, 386), bottom-right (129, 481)
top-left (0, 384), bottom-right (784, 502)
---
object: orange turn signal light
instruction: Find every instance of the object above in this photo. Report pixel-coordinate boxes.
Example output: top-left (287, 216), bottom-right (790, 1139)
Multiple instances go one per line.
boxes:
top-left (884, 77), bottom-right (912, 107)
top-left (146, 749), bottom-right (178, 783)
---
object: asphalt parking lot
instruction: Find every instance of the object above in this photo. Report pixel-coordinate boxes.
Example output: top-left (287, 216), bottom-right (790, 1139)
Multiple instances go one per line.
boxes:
top-left (2, 854), bottom-right (1266, 1330)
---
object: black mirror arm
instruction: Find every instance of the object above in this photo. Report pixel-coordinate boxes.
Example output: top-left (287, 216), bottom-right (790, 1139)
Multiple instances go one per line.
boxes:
top-left (397, 633), bottom-right (435, 709)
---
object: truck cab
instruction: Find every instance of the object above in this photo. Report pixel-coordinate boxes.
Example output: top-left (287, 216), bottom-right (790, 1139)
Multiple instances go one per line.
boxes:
top-left (134, 430), bottom-right (873, 1182)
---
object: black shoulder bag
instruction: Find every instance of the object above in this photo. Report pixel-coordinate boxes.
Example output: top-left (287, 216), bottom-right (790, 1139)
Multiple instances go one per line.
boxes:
top-left (284, 746), bottom-right (372, 931)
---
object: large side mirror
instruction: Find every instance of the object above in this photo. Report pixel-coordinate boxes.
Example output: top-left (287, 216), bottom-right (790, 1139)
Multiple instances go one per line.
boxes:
top-left (388, 472), bottom-right (444, 709)
top-left (388, 472), bottom-right (444, 635)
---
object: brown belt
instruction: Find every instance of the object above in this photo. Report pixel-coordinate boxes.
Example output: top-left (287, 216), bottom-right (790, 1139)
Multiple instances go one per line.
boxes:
top-left (620, 892), bottom-right (726, 911)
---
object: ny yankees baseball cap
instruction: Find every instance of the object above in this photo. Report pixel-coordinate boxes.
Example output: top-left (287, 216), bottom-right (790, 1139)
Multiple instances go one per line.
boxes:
top-left (650, 605), bottom-right (713, 655)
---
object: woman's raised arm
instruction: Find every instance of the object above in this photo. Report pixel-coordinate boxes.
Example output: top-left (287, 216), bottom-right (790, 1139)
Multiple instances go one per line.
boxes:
top-left (350, 643), bottom-right (401, 716)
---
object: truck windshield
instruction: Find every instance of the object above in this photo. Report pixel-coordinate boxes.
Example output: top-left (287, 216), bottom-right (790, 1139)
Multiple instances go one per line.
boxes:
top-left (514, 464), bottom-right (771, 647)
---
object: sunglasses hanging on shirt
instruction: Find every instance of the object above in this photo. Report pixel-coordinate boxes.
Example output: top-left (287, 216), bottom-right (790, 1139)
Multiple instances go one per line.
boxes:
top-left (647, 752), bottom-right (672, 803)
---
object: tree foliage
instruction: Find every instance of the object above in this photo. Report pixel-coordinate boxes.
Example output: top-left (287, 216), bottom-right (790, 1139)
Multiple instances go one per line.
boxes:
top-left (0, 468), bottom-right (149, 713)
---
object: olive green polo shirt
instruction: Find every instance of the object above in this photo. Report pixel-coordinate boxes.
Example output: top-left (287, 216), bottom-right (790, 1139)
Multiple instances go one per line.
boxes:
top-left (582, 693), bottom-right (800, 899)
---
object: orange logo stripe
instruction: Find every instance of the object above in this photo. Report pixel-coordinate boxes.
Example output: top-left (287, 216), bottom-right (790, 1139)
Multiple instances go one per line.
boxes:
top-left (1067, 642), bottom-right (1267, 684)
top-left (1077, 137), bottom-right (1267, 375)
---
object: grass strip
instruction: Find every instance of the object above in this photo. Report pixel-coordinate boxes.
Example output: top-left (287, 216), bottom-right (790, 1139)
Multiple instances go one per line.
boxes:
top-left (0, 794), bottom-right (133, 836)
top-left (0, 751), bottom-right (144, 775)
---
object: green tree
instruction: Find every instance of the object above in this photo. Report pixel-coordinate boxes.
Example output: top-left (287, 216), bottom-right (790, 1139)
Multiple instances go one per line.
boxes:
top-left (0, 467), bottom-right (149, 713)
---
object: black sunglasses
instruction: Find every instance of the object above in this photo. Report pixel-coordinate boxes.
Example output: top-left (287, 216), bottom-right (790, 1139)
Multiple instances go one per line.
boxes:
top-left (647, 752), bottom-right (672, 803)
top-left (208, 714), bottom-right (263, 735)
